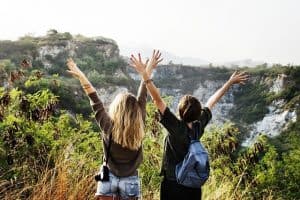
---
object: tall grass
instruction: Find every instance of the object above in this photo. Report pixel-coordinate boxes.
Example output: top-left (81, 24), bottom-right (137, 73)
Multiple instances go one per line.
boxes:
top-left (2, 136), bottom-right (279, 200)
top-left (2, 156), bottom-right (95, 200)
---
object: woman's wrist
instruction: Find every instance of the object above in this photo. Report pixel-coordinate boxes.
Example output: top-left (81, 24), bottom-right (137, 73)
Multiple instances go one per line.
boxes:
top-left (79, 76), bottom-right (90, 85)
top-left (143, 78), bottom-right (153, 85)
top-left (84, 87), bottom-right (96, 95)
top-left (227, 79), bottom-right (234, 86)
top-left (80, 78), bottom-right (94, 92)
top-left (82, 83), bottom-right (92, 89)
top-left (81, 81), bottom-right (96, 94)
top-left (146, 67), bottom-right (153, 76)
top-left (142, 71), bottom-right (150, 81)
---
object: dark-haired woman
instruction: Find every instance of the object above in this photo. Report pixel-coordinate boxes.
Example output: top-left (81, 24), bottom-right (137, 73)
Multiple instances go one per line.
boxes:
top-left (130, 51), bottom-right (249, 200)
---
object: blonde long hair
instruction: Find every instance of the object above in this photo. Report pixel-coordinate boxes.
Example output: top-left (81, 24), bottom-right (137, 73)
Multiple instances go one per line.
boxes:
top-left (108, 93), bottom-right (144, 150)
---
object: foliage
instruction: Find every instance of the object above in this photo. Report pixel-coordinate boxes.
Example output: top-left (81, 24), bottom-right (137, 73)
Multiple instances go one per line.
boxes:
top-left (0, 31), bottom-right (300, 200)
top-left (0, 84), bottom-right (101, 199)
top-left (1, 77), bottom-right (300, 199)
top-left (230, 66), bottom-right (300, 125)
top-left (230, 82), bottom-right (269, 124)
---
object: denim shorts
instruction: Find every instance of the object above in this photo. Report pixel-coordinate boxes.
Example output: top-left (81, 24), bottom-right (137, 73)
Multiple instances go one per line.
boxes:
top-left (95, 171), bottom-right (141, 199)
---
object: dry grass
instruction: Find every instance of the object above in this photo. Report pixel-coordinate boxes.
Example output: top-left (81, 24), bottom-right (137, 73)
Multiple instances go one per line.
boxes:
top-left (30, 160), bottom-right (96, 200)
top-left (2, 158), bottom-right (160, 200)
top-left (1, 155), bottom-right (276, 200)
top-left (2, 164), bottom-right (276, 200)
top-left (1, 158), bottom-right (95, 200)
top-left (202, 173), bottom-right (276, 200)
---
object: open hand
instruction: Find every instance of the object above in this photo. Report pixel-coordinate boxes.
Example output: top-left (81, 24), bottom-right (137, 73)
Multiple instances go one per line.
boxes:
top-left (228, 71), bottom-right (249, 85)
top-left (146, 50), bottom-right (163, 75)
top-left (130, 53), bottom-right (149, 75)
top-left (66, 58), bottom-right (86, 80)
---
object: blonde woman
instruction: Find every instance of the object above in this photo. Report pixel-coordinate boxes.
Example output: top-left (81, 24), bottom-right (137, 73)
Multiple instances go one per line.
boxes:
top-left (130, 51), bottom-right (249, 200)
top-left (67, 58), bottom-right (157, 200)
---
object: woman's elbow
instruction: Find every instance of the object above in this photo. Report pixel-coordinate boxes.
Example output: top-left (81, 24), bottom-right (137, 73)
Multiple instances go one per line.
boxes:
top-left (154, 99), bottom-right (166, 113)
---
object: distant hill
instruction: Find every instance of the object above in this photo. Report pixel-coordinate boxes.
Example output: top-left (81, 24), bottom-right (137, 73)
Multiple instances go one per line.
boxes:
top-left (0, 30), bottom-right (299, 200)
top-left (0, 30), bottom-right (299, 145)
top-left (120, 44), bottom-right (267, 67)
top-left (119, 44), bottom-right (210, 66)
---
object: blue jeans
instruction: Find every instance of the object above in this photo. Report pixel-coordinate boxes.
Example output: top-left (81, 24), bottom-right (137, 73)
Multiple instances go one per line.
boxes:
top-left (95, 172), bottom-right (141, 199)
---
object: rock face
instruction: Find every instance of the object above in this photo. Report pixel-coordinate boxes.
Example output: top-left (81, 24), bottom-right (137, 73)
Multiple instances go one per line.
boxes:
top-left (126, 66), bottom-right (297, 145)
top-left (96, 86), bottom-right (128, 107)
top-left (38, 44), bottom-right (71, 68)
top-left (37, 37), bottom-right (119, 69)
top-left (242, 103), bottom-right (297, 146)
top-left (270, 74), bottom-right (288, 93)
top-left (0, 32), bottom-right (297, 145)
top-left (245, 75), bottom-right (296, 145)
top-left (239, 73), bottom-right (297, 146)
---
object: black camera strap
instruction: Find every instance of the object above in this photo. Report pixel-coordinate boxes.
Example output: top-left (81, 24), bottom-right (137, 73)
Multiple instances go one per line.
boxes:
top-left (104, 132), bottom-right (113, 166)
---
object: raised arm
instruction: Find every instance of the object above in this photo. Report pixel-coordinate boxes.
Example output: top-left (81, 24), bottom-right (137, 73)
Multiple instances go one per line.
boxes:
top-left (130, 50), bottom-right (166, 114)
top-left (136, 50), bottom-right (161, 120)
top-left (205, 71), bottom-right (249, 110)
top-left (66, 58), bottom-right (112, 133)
top-left (66, 58), bottom-right (96, 95)
top-left (136, 80), bottom-right (147, 121)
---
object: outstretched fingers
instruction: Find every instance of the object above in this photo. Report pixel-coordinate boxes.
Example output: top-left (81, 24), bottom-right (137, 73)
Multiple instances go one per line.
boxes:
top-left (152, 49), bottom-right (161, 57)
top-left (229, 70), bottom-right (250, 85)
top-left (130, 55), bottom-right (139, 69)
top-left (130, 53), bottom-right (147, 74)
top-left (156, 58), bottom-right (163, 65)
top-left (238, 73), bottom-right (250, 80)
top-left (157, 51), bottom-right (162, 60)
top-left (145, 59), bottom-right (149, 66)
top-left (66, 58), bottom-right (80, 72)
top-left (66, 58), bottom-right (76, 71)
top-left (129, 61), bottom-right (137, 68)
top-left (231, 71), bottom-right (238, 77)
top-left (130, 54), bottom-right (138, 64)
top-left (66, 64), bottom-right (81, 79)
top-left (152, 50), bottom-right (156, 59)
top-left (138, 53), bottom-right (142, 63)
top-left (153, 50), bottom-right (161, 60)
top-left (237, 72), bottom-right (250, 85)
top-left (148, 49), bottom-right (163, 69)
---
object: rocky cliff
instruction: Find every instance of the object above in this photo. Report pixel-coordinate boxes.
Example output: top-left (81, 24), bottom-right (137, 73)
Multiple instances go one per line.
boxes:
top-left (126, 65), bottom-right (299, 146)
top-left (0, 31), bottom-right (298, 146)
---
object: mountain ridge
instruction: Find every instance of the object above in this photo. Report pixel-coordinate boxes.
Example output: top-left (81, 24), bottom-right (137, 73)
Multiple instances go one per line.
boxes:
top-left (0, 31), bottom-right (298, 145)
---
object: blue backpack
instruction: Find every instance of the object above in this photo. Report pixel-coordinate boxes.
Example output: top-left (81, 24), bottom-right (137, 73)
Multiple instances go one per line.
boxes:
top-left (175, 121), bottom-right (210, 188)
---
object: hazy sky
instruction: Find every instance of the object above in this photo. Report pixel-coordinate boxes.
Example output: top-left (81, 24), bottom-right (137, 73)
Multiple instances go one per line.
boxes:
top-left (0, 0), bottom-right (299, 64)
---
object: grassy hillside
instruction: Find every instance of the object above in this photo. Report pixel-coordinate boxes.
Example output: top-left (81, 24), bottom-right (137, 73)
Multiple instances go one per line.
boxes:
top-left (0, 71), bottom-right (299, 199)
top-left (0, 31), bottom-right (299, 199)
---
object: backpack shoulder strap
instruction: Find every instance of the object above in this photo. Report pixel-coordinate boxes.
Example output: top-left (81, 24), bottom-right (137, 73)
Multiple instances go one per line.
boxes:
top-left (191, 121), bottom-right (201, 140)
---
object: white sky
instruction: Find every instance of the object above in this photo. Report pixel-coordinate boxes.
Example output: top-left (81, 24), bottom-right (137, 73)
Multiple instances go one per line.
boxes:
top-left (0, 0), bottom-right (299, 64)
